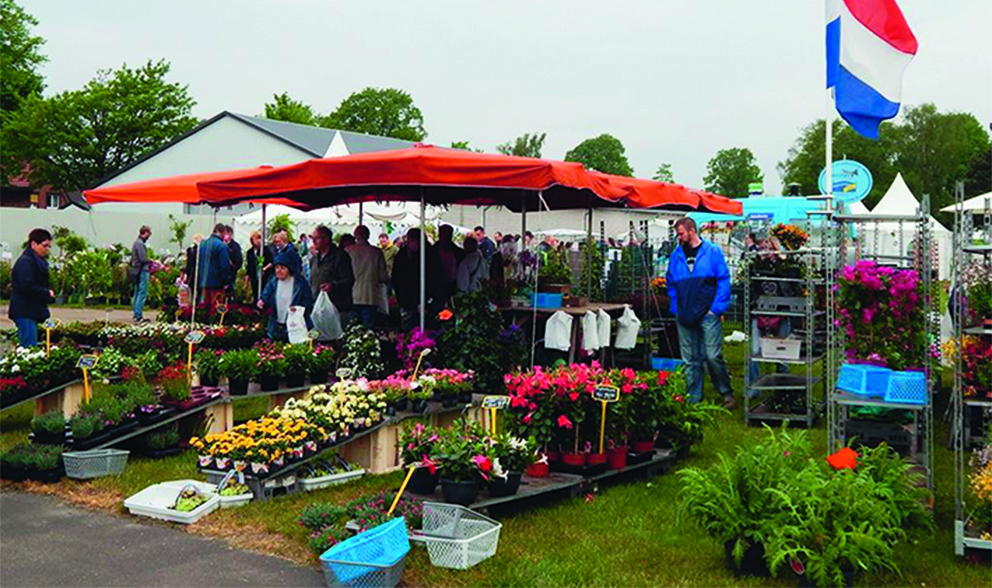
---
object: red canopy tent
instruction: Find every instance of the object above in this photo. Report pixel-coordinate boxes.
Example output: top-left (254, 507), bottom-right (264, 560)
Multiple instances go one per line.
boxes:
top-left (84, 166), bottom-right (300, 207)
top-left (590, 172), bottom-right (742, 215)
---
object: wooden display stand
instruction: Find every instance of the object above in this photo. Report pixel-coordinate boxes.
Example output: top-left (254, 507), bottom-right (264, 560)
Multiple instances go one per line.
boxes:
top-left (34, 381), bottom-right (86, 417)
top-left (204, 401), bottom-right (234, 435)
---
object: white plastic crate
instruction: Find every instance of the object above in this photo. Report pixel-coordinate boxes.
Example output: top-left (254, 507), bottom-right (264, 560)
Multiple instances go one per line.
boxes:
top-left (124, 480), bottom-right (219, 524)
top-left (759, 337), bottom-right (802, 360)
top-left (418, 502), bottom-right (501, 570)
top-left (300, 469), bottom-right (365, 492)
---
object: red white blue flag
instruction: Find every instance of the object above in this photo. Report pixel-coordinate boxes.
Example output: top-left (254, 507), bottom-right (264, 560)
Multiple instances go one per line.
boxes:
top-left (826, 0), bottom-right (918, 139)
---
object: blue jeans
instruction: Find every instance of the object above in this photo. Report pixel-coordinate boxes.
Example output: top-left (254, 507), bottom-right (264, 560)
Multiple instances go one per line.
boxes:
top-left (353, 305), bottom-right (377, 328)
top-left (132, 270), bottom-right (149, 320)
top-left (15, 318), bottom-right (38, 347)
top-left (748, 318), bottom-right (792, 389)
top-left (678, 312), bottom-right (733, 403)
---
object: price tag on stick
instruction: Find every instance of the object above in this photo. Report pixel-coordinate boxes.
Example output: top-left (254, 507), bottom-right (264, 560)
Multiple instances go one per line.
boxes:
top-left (77, 355), bottom-right (99, 402)
top-left (185, 330), bottom-right (205, 382)
top-left (215, 303), bottom-right (228, 327)
top-left (593, 386), bottom-right (620, 454)
top-left (308, 328), bottom-right (321, 350)
top-left (482, 395), bottom-right (510, 435)
top-left (42, 318), bottom-right (62, 358)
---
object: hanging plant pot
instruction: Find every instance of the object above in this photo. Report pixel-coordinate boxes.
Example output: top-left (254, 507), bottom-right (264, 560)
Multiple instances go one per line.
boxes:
top-left (259, 375), bottom-right (279, 392)
top-left (525, 462), bottom-right (549, 478)
top-left (487, 471), bottom-right (522, 497)
top-left (607, 446), bottom-right (628, 470)
top-left (406, 466), bottom-right (439, 495)
top-left (228, 378), bottom-right (249, 396)
top-left (286, 372), bottom-right (306, 388)
top-left (440, 479), bottom-right (479, 506)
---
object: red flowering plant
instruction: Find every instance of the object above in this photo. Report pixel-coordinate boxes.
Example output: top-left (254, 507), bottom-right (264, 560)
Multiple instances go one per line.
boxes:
top-left (961, 337), bottom-right (992, 399)
top-left (837, 260), bottom-right (927, 370)
top-left (157, 363), bottom-right (190, 401)
top-left (432, 420), bottom-right (499, 482)
top-left (0, 376), bottom-right (30, 400)
top-left (254, 342), bottom-right (287, 380)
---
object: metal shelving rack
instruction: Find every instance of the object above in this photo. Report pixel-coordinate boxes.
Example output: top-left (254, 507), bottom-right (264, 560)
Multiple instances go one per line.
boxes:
top-left (743, 222), bottom-right (827, 427)
top-left (825, 194), bottom-right (937, 488)
top-left (952, 184), bottom-right (992, 556)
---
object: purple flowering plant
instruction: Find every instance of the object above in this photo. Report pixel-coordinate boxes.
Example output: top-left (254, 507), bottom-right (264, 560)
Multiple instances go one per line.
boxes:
top-left (395, 327), bottom-right (436, 371)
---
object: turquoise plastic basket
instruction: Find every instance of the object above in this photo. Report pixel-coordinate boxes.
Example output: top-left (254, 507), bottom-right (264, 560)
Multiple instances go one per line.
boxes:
top-left (530, 293), bottom-right (563, 309)
top-left (320, 517), bottom-right (410, 588)
top-left (884, 371), bottom-right (927, 405)
top-left (837, 363), bottom-right (891, 397)
top-left (651, 357), bottom-right (684, 372)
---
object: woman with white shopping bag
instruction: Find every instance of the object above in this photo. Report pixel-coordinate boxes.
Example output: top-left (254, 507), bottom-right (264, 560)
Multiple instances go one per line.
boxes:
top-left (258, 252), bottom-right (313, 342)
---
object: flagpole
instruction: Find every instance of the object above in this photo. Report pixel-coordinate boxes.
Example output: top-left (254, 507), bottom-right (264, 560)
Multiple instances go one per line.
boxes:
top-left (825, 89), bottom-right (833, 213)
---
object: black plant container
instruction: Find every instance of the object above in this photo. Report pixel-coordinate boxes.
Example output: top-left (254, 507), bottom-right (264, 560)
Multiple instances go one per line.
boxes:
top-left (406, 467), bottom-right (439, 495)
top-left (441, 478), bottom-right (479, 506)
top-left (487, 471), bottom-right (522, 497)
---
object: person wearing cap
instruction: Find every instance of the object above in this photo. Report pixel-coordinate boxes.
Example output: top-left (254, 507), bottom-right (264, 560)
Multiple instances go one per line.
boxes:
top-left (258, 251), bottom-right (313, 341)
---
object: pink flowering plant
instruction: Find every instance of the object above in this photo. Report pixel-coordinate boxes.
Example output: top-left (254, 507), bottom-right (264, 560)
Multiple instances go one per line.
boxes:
top-left (397, 421), bottom-right (440, 466)
top-left (371, 373), bottom-right (413, 404)
top-left (837, 260), bottom-right (927, 370)
top-left (396, 327), bottom-right (436, 371)
top-left (254, 342), bottom-right (287, 379)
top-left (432, 420), bottom-right (500, 482)
top-left (422, 368), bottom-right (474, 398)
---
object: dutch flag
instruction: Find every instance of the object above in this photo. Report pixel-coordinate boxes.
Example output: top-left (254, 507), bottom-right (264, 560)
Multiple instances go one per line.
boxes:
top-left (826, 0), bottom-right (918, 139)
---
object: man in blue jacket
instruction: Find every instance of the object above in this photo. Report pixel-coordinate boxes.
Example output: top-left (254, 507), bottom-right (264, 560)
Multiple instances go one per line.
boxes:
top-left (198, 223), bottom-right (231, 309)
top-left (666, 217), bottom-right (735, 408)
top-left (8, 229), bottom-right (54, 347)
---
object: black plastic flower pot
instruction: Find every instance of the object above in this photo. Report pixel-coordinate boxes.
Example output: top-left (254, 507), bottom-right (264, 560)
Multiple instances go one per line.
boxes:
top-left (394, 397), bottom-right (409, 412)
top-left (410, 399), bottom-right (428, 413)
top-left (487, 471), bottom-right (522, 497)
top-left (440, 478), bottom-right (479, 506)
top-left (310, 371), bottom-right (329, 385)
top-left (286, 373), bottom-right (306, 388)
top-left (259, 376), bottom-right (280, 392)
top-left (458, 391), bottom-right (473, 404)
top-left (441, 395), bottom-right (458, 408)
top-left (385, 404), bottom-right (397, 417)
top-left (724, 540), bottom-right (769, 577)
top-left (200, 375), bottom-right (219, 388)
top-left (228, 378), bottom-right (249, 396)
top-left (407, 467), bottom-right (439, 495)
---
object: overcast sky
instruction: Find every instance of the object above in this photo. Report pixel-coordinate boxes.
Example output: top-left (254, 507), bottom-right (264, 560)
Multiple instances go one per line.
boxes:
top-left (23, 0), bottom-right (992, 194)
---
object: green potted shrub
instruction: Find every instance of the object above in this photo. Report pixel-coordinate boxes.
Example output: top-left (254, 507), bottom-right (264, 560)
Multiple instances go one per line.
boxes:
top-left (408, 380), bottom-right (432, 413)
top-left (219, 349), bottom-right (258, 396)
top-left (0, 443), bottom-right (64, 482)
top-left (283, 344), bottom-right (312, 388)
top-left (141, 425), bottom-right (182, 457)
top-left (31, 411), bottom-right (67, 445)
top-left (310, 345), bottom-right (335, 385)
top-left (196, 349), bottom-right (223, 387)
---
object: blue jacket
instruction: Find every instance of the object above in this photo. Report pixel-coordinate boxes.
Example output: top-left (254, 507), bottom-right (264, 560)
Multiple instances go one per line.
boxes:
top-left (8, 249), bottom-right (51, 322)
top-left (198, 234), bottom-right (231, 290)
top-left (261, 252), bottom-right (314, 339)
top-left (666, 239), bottom-right (730, 327)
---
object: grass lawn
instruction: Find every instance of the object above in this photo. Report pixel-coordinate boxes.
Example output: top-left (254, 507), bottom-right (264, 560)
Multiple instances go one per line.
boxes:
top-left (1, 336), bottom-right (989, 586)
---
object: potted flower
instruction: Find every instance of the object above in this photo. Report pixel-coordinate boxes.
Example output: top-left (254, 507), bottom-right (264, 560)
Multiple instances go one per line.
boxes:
top-left (374, 375), bottom-right (410, 416)
top-left (256, 343), bottom-right (287, 391)
top-left (487, 433), bottom-right (535, 496)
top-left (408, 381), bottom-right (432, 413)
top-left (219, 349), bottom-right (257, 396)
top-left (196, 349), bottom-right (223, 387)
top-left (158, 363), bottom-right (192, 407)
top-left (397, 421), bottom-right (441, 494)
top-left (433, 424), bottom-right (490, 505)
top-left (310, 345), bottom-right (335, 384)
top-left (283, 343), bottom-right (311, 388)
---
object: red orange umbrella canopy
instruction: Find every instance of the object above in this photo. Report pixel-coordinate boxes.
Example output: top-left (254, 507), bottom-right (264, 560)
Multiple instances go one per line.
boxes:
top-left (83, 166), bottom-right (302, 207)
top-left (591, 172), bottom-right (742, 215)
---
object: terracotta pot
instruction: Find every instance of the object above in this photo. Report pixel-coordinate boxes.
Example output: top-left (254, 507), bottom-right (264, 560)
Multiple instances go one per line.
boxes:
top-left (607, 446), bottom-right (628, 470)
top-left (525, 462), bottom-right (549, 478)
top-left (562, 452), bottom-right (588, 467)
top-left (587, 452), bottom-right (608, 466)
top-left (632, 440), bottom-right (655, 453)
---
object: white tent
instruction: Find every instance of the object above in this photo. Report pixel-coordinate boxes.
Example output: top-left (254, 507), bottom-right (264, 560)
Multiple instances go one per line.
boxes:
top-left (939, 191), bottom-right (992, 213)
top-left (845, 173), bottom-right (952, 279)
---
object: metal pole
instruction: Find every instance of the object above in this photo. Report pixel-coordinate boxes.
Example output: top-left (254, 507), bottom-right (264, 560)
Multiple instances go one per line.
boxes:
top-left (530, 192), bottom-right (543, 369)
top-left (190, 205), bottom-right (204, 326)
top-left (259, 204), bottom-right (267, 302)
top-left (586, 205), bottom-right (593, 301)
top-left (420, 193), bottom-right (426, 332)
top-left (359, 202), bottom-right (364, 227)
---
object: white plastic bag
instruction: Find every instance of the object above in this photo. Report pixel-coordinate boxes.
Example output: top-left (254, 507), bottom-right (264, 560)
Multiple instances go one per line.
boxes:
top-left (311, 291), bottom-right (343, 341)
top-left (287, 306), bottom-right (309, 344)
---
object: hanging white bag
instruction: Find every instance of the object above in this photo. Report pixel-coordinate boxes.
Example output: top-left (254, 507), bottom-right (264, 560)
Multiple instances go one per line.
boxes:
top-left (311, 291), bottom-right (343, 341)
top-left (287, 306), bottom-right (309, 344)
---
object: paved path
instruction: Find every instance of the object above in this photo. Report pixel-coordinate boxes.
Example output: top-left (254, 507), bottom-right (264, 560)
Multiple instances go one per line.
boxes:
top-left (0, 306), bottom-right (159, 330)
top-left (0, 492), bottom-right (323, 588)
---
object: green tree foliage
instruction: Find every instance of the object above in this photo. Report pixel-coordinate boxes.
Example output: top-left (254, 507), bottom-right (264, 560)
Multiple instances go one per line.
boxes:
top-left (965, 146), bottom-right (990, 198)
top-left (268, 214), bottom-right (296, 242)
top-left (1, 59), bottom-right (197, 190)
top-left (0, 0), bottom-right (46, 117)
top-left (450, 140), bottom-right (483, 153)
top-left (497, 132), bottom-right (546, 158)
top-left (778, 119), bottom-right (897, 209)
top-left (703, 147), bottom-right (763, 198)
top-left (322, 87), bottom-right (426, 141)
top-left (168, 214), bottom-right (192, 252)
top-left (652, 163), bottom-right (674, 183)
top-left (564, 134), bottom-right (634, 177)
top-left (262, 92), bottom-right (319, 126)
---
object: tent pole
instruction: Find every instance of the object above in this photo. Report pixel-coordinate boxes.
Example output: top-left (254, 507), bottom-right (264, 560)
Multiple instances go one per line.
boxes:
top-left (530, 191), bottom-right (543, 369)
top-left (259, 204), bottom-right (267, 303)
top-left (191, 204), bottom-right (205, 327)
top-left (521, 192), bottom-right (527, 247)
top-left (420, 192), bottom-right (426, 333)
top-left (587, 204), bottom-right (593, 301)
top-left (359, 202), bottom-right (364, 227)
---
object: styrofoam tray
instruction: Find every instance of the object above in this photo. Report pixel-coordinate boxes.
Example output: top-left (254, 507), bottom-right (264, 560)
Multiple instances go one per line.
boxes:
top-left (216, 492), bottom-right (253, 508)
top-left (124, 479), bottom-right (219, 524)
top-left (298, 469), bottom-right (365, 491)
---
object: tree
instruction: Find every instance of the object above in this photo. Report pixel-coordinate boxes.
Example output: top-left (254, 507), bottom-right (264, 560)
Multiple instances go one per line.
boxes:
top-left (703, 148), bottom-right (763, 198)
top-left (0, 0), bottom-right (46, 117)
top-left (964, 146), bottom-right (991, 198)
top-left (652, 163), bottom-right (674, 183)
top-left (496, 132), bottom-right (546, 158)
top-left (450, 140), bottom-right (483, 153)
top-left (1, 59), bottom-right (197, 190)
top-left (168, 214), bottom-right (193, 252)
top-left (778, 119), bottom-right (897, 208)
top-left (564, 134), bottom-right (633, 177)
top-left (321, 87), bottom-right (426, 141)
top-left (268, 214), bottom-right (296, 242)
top-left (262, 92), bottom-right (318, 126)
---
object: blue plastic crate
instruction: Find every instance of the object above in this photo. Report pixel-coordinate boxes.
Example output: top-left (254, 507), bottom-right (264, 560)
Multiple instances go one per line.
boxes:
top-left (651, 357), bottom-right (684, 372)
top-left (884, 371), bottom-right (927, 405)
top-left (320, 517), bottom-right (410, 587)
top-left (837, 363), bottom-right (891, 397)
top-left (531, 293), bottom-right (563, 309)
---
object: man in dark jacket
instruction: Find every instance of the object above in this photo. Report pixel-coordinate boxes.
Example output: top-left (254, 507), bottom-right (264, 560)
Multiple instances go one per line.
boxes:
top-left (223, 225), bottom-right (243, 296)
top-left (392, 227), bottom-right (442, 330)
top-left (431, 224), bottom-right (464, 305)
top-left (309, 225), bottom-right (354, 322)
top-left (130, 225), bottom-right (153, 323)
top-left (666, 217), bottom-right (734, 407)
top-left (9, 229), bottom-right (54, 347)
top-left (198, 223), bottom-right (231, 309)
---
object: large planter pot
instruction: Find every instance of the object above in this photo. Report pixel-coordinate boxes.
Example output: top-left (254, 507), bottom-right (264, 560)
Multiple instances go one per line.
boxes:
top-left (259, 375), bottom-right (280, 392)
top-left (487, 471), bottom-right (522, 497)
top-left (407, 466), bottom-right (439, 495)
top-left (525, 462), bottom-right (549, 478)
top-left (607, 446), bottom-right (628, 470)
top-left (228, 378), bottom-right (249, 396)
top-left (286, 373), bottom-right (306, 388)
top-left (441, 479), bottom-right (479, 506)
top-left (561, 452), bottom-right (588, 467)
top-left (724, 539), bottom-right (769, 577)
top-left (310, 370), bottom-right (329, 385)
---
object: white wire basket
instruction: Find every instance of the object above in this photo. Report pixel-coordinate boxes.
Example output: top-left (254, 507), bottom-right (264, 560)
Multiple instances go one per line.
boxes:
top-left (418, 502), bottom-right (501, 570)
top-left (63, 449), bottom-right (129, 479)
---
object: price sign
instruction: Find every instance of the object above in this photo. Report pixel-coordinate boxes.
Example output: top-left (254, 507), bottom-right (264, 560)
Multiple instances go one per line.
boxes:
top-left (215, 303), bottom-right (228, 327)
top-left (42, 318), bottom-right (62, 330)
top-left (593, 386), bottom-right (620, 454)
top-left (482, 395), bottom-right (509, 435)
top-left (77, 355), bottom-right (99, 370)
top-left (336, 368), bottom-right (354, 379)
top-left (185, 330), bottom-right (206, 345)
top-left (42, 318), bottom-right (62, 357)
top-left (308, 329), bottom-right (321, 341)
top-left (593, 386), bottom-right (620, 403)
